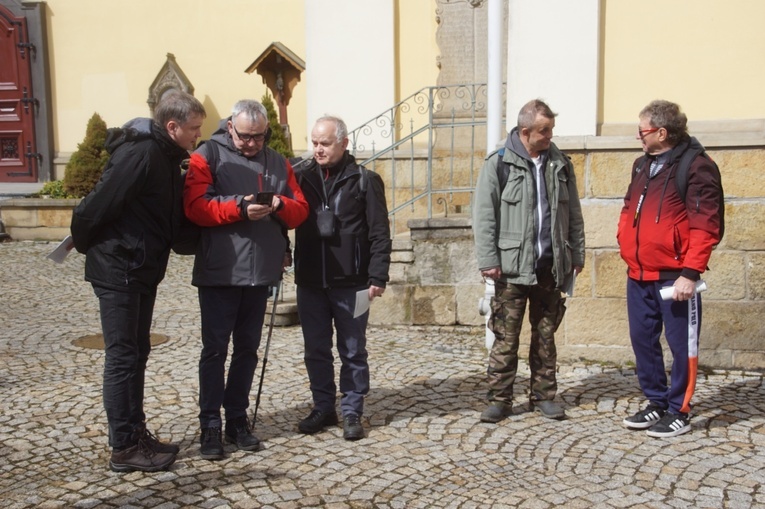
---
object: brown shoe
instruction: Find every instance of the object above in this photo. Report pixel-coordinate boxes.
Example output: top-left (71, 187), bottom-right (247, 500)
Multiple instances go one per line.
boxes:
top-left (136, 423), bottom-right (180, 454)
top-left (109, 441), bottom-right (176, 473)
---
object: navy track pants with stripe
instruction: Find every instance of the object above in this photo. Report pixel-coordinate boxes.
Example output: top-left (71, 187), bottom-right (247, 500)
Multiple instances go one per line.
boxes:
top-left (626, 278), bottom-right (701, 415)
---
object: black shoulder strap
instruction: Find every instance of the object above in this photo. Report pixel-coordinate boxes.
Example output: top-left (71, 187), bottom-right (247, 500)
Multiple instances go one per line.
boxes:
top-left (355, 165), bottom-right (368, 202)
top-left (674, 145), bottom-right (705, 201)
top-left (205, 141), bottom-right (219, 175)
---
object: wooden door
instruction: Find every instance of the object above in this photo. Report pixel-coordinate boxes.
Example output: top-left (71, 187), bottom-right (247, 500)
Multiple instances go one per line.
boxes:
top-left (0, 5), bottom-right (38, 182)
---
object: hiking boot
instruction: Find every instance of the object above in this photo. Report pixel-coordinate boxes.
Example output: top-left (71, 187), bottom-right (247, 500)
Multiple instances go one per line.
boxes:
top-left (343, 414), bottom-right (364, 441)
top-left (136, 423), bottom-right (180, 455)
top-left (200, 427), bottom-right (224, 460)
top-left (646, 412), bottom-right (691, 438)
top-left (298, 409), bottom-right (339, 434)
top-left (480, 402), bottom-right (513, 423)
top-left (623, 404), bottom-right (666, 430)
top-left (532, 400), bottom-right (565, 420)
top-left (225, 417), bottom-right (261, 451)
top-left (109, 441), bottom-right (176, 473)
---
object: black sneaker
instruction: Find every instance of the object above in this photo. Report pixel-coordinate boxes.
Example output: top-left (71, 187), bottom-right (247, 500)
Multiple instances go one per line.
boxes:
top-left (298, 409), bottom-right (339, 434)
top-left (136, 423), bottom-right (180, 455)
top-left (646, 412), bottom-right (691, 438)
top-left (623, 404), bottom-right (666, 430)
top-left (225, 417), bottom-right (261, 451)
top-left (200, 427), bottom-right (224, 460)
top-left (343, 414), bottom-right (364, 441)
top-left (109, 440), bottom-right (176, 473)
top-left (480, 402), bottom-right (513, 423)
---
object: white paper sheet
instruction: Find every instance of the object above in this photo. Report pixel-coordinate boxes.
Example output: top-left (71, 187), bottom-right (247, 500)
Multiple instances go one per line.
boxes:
top-left (353, 289), bottom-right (370, 318)
top-left (46, 235), bottom-right (75, 264)
top-left (564, 271), bottom-right (577, 298)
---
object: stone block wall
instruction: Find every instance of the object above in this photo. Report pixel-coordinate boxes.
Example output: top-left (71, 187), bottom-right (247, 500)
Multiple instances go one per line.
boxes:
top-left (371, 139), bottom-right (765, 370)
top-left (0, 198), bottom-right (78, 241)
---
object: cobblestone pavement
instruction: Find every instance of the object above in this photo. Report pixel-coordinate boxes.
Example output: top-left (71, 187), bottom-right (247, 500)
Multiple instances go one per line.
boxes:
top-left (1, 241), bottom-right (764, 509)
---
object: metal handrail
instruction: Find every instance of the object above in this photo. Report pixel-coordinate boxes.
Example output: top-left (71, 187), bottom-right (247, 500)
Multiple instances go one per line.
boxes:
top-left (347, 83), bottom-right (505, 235)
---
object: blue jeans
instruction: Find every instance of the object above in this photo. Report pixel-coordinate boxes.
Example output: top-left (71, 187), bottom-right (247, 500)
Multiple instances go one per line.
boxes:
top-left (297, 286), bottom-right (369, 417)
top-left (197, 286), bottom-right (268, 428)
top-left (93, 285), bottom-right (156, 449)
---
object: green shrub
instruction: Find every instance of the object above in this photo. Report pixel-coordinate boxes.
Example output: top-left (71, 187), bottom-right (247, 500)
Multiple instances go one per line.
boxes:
top-left (262, 93), bottom-right (294, 159)
top-left (32, 180), bottom-right (75, 199)
top-left (63, 113), bottom-right (110, 198)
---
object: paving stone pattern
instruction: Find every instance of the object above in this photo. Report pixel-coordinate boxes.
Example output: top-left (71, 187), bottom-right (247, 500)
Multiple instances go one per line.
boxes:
top-left (1, 242), bottom-right (764, 508)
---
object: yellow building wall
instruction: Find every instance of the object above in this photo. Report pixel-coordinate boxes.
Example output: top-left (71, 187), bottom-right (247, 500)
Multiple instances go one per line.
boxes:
top-left (396, 1), bottom-right (440, 102)
top-left (45, 0), bottom-right (306, 153)
top-left (602, 0), bottom-right (765, 124)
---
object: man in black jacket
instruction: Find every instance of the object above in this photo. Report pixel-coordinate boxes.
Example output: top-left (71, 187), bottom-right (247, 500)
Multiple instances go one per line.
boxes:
top-left (71, 91), bottom-right (206, 472)
top-left (293, 115), bottom-right (391, 440)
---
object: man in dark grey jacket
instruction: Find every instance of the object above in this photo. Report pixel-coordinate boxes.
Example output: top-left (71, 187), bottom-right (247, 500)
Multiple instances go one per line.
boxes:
top-left (184, 99), bottom-right (308, 459)
top-left (71, 91), bottom-right (206, 472)
top-left (293, 115), bottom-right (391, 441)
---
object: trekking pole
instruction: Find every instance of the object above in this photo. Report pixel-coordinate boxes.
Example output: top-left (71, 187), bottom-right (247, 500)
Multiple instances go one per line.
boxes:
top-left (253, 280), bottom-right (280, 423)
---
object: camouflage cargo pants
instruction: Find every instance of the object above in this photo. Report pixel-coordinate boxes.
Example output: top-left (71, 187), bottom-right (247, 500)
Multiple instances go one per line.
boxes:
top-left (487, 266), bottom-right (566, 404)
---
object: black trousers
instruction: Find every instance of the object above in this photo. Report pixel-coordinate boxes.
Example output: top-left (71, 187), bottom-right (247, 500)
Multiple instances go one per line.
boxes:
top-left (94, 285), bottom-right (156, 449)
top-left (197, 285), bottom-right (269, 428)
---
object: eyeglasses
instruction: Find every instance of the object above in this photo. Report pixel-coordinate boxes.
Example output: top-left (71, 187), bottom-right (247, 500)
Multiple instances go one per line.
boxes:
top-left (638, 127), bottom-right (660, 139)
top-left (232, 124), bottom-right (267, 143)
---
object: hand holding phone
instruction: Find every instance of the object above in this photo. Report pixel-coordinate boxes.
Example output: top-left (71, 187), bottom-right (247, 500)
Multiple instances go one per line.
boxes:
top-left (256, 191), bottom-right (275, 205)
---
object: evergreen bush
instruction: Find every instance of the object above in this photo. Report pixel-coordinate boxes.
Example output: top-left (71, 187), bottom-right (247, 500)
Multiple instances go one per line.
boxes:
top-left (63, 113), bottom-right (110, 198)
top-left (262, 93), bottom-right (294, 159)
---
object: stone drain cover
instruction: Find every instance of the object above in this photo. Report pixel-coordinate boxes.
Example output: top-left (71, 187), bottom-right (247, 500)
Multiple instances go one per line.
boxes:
top-left (72, 333), bottom-right (170, 350)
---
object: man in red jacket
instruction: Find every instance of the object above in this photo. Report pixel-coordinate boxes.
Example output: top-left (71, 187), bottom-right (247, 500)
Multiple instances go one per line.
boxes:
top-left (184, 99), bottom-right (308, 459)
top-left (617, 100), bottom-right (723, 438)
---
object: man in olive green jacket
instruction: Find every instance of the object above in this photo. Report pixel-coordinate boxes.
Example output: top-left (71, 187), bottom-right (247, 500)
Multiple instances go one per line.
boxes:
top-left (472, 99), bottom-right (585, 423)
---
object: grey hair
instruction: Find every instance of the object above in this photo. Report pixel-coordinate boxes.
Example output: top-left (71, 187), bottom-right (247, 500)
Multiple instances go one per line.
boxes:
top-left (517, 99), bottom-right (557, 129)
top-left (154, 90), bottom-right (206, 128)
top-left (640, 100), bottom-right (689, 145)
top-left (231, 99), bottom-right (268, 124)
top-left (315, 115), bottom-right (348, 141)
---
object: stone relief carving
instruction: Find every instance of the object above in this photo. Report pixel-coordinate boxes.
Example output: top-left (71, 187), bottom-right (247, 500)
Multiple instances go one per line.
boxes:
top-left (147, 53), bottom-right (195, 116)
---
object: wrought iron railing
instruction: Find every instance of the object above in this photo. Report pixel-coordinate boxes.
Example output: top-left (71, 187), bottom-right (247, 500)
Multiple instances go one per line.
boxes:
top-left (347, 83), bottom-right (505, 236)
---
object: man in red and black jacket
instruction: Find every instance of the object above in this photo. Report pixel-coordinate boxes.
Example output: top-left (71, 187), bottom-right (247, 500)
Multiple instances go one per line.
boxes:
top-left (617, 100), bottom-right (723, 438)
top-left (184, 99), bottom-right (308, 459)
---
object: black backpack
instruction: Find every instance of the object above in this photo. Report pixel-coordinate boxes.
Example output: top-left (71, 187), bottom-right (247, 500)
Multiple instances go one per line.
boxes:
top-left (172, 142), bottom-right (220, 255)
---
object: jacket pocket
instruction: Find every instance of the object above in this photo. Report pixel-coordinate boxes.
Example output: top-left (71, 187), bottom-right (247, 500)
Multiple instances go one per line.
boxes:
top-left (498, 235), bottom-right (522, 276)
top-left (501, 173), bottom-right (524, 204)
top-left (672, 224), bottom-right (687, 262)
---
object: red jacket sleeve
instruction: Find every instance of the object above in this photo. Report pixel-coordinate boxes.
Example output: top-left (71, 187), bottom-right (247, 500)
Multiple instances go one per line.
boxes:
top-left (274, 161), bottom-right (309, 229)
top-left (183, 152), bottom-right (243, 227)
